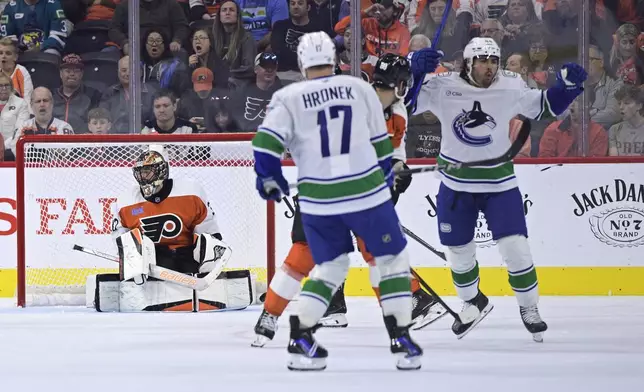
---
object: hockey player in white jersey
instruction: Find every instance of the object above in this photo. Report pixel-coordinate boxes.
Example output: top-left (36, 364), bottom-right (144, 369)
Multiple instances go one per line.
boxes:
top-left (251, 32), bottom-right (422, 371)
top-left (405, 37), bottom-right (587, 341)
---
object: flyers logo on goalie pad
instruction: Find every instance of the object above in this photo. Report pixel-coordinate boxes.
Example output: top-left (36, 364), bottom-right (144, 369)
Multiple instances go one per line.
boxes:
top-left (140, 213), bottom-right (183, 243)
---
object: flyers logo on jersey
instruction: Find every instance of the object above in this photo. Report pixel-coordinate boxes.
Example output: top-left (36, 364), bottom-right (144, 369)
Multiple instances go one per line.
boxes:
top-left (140, 213), bottom-right (183, 243)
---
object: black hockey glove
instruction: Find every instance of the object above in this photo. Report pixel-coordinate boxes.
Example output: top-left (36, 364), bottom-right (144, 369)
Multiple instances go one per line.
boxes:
top-left (392, 159), bottom-right (412, 194)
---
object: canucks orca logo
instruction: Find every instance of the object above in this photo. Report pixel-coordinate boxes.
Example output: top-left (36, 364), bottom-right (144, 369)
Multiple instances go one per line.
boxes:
top-left (451, 101), bottom-right (497, 147)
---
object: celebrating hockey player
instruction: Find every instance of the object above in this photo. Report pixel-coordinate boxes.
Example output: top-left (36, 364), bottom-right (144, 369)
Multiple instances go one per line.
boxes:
top-left (251, 32), bottom-right (422, 371)
top-left (93, 145), bottom-right (247, 312)
top-left (251, 53), bottom-right (446, 348)
top-left (405, 37), bottom-right (587, 341)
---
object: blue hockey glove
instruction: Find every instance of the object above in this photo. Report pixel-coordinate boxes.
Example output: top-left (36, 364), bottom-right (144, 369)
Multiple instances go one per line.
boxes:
top-left (546, 62), bottom-right (588, 115)
top-left (556, 63), bottom-right (587, 91)
top-left (256, 175), bottom-right (290, 202)
top-left (408, 48), bottom-right (444, 79)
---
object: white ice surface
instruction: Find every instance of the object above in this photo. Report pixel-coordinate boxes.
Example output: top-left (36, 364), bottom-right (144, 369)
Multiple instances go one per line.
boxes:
top-left (0, 297), bottom-right (642, 392)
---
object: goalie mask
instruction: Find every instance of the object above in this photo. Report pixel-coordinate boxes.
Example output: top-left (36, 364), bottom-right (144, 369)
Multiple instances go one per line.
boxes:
top-left (133, 149), bottom-right (169, 198)
top-left (372, 53), bottom-right (412, 99)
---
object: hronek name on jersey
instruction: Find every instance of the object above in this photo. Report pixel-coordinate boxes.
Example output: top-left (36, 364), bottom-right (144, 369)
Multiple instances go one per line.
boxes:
top-left (571, 179), bottom-right (644, 247)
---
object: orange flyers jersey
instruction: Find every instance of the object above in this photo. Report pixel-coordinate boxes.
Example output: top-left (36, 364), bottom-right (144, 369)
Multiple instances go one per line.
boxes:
top-left (384, 99), bottom-right (408, 161)
top-left (111, 178), bottom-right (220, 249)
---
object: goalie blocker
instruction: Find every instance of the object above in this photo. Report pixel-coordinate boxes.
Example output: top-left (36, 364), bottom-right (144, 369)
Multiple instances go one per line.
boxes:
top-left (86, 229), bottom-right (255, 312)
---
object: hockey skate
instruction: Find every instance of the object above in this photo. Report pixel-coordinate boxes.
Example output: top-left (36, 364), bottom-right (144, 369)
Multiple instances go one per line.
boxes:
top-left (384, 315), bottom-right (423, 370)
top-left (520, 305), bottom-right (548, 343)
top-left (287, 316), bottom-right (328, 371)
top-left (452, 291), bottom-right (494, 339)
top-left (251, 309), bottom-right (278, 347)
top-left (411, 289), bottom-right (447, 330)
top-left (320, 283), bottom-right (348, 328)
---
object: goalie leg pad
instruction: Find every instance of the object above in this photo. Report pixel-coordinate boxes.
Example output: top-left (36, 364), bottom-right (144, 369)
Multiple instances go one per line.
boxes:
top-left (197, 270), bottom-right (253, 311)
top-left (375, 249), bottom-right (412, 326)
top-left (296, 253), bottom-right (350, 328)
top-left (117, 228), bottom-right (156, 284)
top-left (92, 271), bottom-right (253, 312)
top-left (447, 241), bottom-right (479, 302)
top-left (497, 235), bottom-right (539, 307)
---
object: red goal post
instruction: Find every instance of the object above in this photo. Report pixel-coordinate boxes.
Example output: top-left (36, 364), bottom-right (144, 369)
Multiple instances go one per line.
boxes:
top-left (15, 134), bottom-right (276, 307)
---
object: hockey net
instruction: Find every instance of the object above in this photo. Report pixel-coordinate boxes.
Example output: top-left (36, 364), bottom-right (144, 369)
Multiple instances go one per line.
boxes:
top-left (15, 134), bottom-right (275, 307)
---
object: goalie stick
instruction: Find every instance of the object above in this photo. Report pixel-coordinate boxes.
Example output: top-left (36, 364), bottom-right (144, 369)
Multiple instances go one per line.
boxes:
top-left (72, 244), bottom-right (225, 291)
top-left (397, 118), bottom-right (532, 177)
top-left (403, 226), bottom-right (479, 325)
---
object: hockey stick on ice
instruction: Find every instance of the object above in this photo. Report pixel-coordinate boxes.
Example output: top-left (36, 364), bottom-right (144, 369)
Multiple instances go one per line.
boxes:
top-left (402, 226), bottom-right (479, 324)
top-left (398, 119), bottom-right (532, 177)
top-left (72, 244), bottom-right (226, 291)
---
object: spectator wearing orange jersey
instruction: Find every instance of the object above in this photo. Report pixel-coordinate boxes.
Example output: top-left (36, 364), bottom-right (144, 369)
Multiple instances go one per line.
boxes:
top-left (338, 24), bottom-right (379, 82)
top-left (334, 0), bottom-right (411, 56)
top-left (538, 99), bottom-right (608, 157)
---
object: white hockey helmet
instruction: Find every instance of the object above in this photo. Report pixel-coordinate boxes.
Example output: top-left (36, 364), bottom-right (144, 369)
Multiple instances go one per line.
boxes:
top-left (297, 32), bottom-right (336, 77)
top-left (463, 37), bottom-right (501, 85)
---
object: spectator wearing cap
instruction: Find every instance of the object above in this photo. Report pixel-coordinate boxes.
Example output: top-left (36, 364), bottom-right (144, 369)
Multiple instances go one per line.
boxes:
top-left (229, 52), bottom-right (285, 132)
top-left (271, 0), bottom-right (326, 80)
top-left (178, 67), bottom-right (229, 132)
top-left (52, 54), bottom-right (101, 134)
top-left (335, 0), bottom-right (411, 57)
top-left (609, 85), bottom-right (644, 156)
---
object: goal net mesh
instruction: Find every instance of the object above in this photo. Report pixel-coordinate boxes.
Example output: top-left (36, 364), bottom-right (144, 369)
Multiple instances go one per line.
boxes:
top-left (18, 138), bottom-right (268, 306)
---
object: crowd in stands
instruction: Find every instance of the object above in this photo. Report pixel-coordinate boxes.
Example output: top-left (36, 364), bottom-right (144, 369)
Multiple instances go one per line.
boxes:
top-left (1, 0), bottom-right (644, 162)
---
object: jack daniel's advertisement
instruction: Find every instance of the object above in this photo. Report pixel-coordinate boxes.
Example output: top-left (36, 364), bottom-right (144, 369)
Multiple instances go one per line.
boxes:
top-left (571, 179), bottom-right (644, 248)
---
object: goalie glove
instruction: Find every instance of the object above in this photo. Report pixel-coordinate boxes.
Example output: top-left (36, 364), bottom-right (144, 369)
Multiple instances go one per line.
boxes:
top-left (392, 159), bottom-right (412, 194)
top-left (194, 233), bottom-right (233, 274)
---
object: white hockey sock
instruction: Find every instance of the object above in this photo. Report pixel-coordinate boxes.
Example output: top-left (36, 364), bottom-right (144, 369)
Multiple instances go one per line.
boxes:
top-left (296, 254), bottom-right (350, 329)
top-left (376, 250), bottom-right (412, 326)
top-left (447, 241), bottom-right (479, 302)
top-left (269, 267), bottom-right (301, 301)
top-left (498, 235), bottom-right (539, 307)
top-left (369, 264), bottom-right (381, 288)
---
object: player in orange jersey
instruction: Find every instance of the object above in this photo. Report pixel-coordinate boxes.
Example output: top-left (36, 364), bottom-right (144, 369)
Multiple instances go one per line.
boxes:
top-left (251, 54), bottom-right (446, 347)
top-left (96, 145), bottom-right (250, 312)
